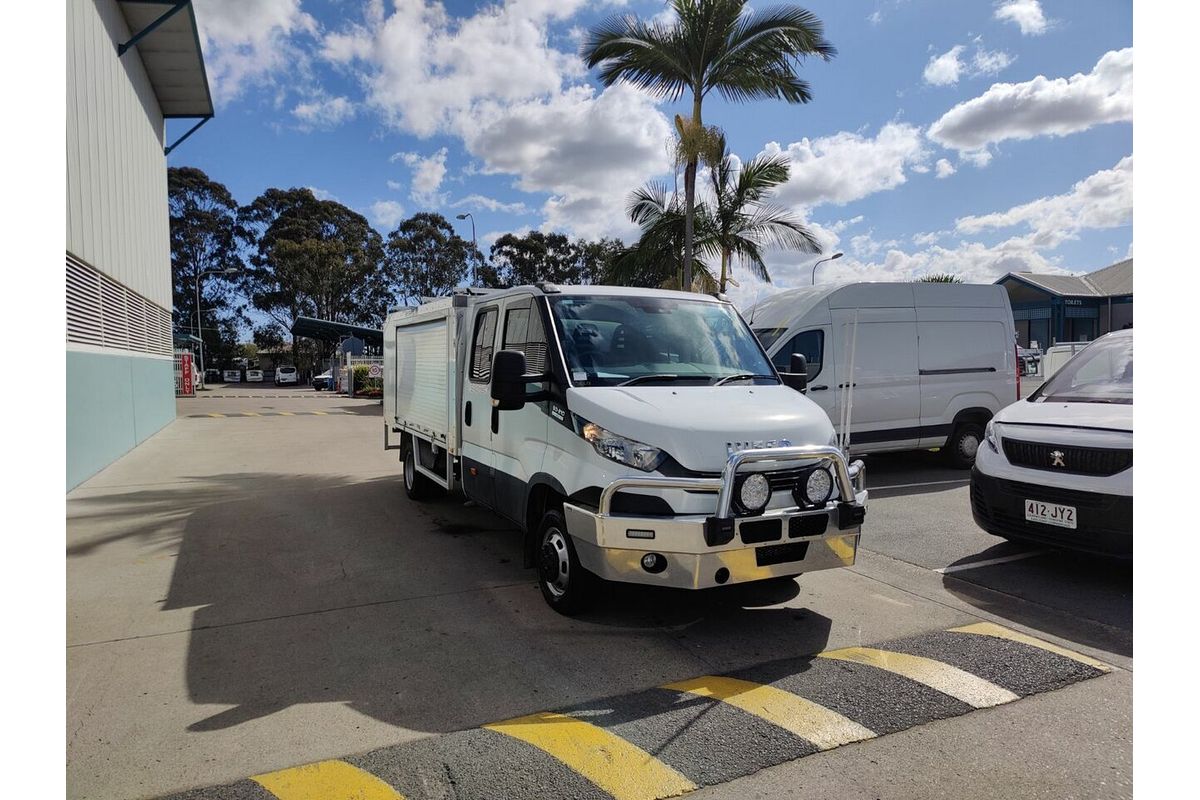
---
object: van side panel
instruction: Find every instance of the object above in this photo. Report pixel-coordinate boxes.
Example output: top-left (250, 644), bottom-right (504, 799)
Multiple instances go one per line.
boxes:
top-left (831, 307), bottom-right (921, 450)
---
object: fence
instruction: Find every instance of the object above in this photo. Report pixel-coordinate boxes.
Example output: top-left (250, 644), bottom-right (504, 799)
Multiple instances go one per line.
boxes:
top-left (344, 354), bottom-right (384, 398)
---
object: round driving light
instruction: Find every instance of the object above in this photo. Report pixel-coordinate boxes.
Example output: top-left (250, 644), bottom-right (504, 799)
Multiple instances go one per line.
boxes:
top-left (641, 553), bottom-right (667, 574)
top-left (803, 468), bottom-right (834, 505)
top-left (738, 473), bottom-right (771, 514)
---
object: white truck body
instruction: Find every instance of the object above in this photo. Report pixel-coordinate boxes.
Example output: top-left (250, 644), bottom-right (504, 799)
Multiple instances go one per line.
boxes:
top-left (749, 282), bottom-right (1019, 465)
top-left (384, 285), bottom-right (868, 612)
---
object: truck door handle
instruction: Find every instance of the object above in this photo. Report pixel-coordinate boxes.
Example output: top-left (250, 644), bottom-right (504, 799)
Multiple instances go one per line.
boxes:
top-left (464, 401), bottom-right (472, 426)
top-left (809, 385), bottom-right (829, 391)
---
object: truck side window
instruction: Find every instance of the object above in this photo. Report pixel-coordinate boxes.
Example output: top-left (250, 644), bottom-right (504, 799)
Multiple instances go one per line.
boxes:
top-left (470, 307), bottom-right (498, 383)
top-left (772, 330), bottom-right (823, 381)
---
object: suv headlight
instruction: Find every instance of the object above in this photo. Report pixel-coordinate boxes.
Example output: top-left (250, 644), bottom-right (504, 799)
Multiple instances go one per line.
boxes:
top-left (984, 420), bottom-right (999, 453)
top-left (579, 420), bottom-right (665, 472)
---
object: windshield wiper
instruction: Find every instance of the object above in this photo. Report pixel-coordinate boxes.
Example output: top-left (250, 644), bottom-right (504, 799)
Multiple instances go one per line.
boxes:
top-left (713, 373), bottom-right (776, 386)
top-left (618, 374), bottom-right (690, 386)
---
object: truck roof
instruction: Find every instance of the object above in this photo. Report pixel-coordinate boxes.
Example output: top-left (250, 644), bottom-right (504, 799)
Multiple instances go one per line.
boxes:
top-left (747, 281), bottom-right (1009, 329)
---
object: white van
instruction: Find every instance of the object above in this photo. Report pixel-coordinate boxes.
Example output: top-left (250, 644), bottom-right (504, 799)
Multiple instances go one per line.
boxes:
top-left (384, 284), bottom-right (868, 615)
top-left (749, 283), bottom-right (1019, 468)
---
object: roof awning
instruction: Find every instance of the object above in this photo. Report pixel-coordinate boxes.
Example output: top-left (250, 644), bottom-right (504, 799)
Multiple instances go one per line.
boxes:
top-left (117, 1), bottom-right (214, 119)
top-left (291, 317), bottom-right (383, 345)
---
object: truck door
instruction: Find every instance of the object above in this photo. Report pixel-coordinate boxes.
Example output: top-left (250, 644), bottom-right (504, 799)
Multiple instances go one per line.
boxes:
top-left (830, 308), bottom-right (921, 451)
top-left (460, 303), bottom-right (499, 508)
top-left (489, 296), bottom-right (550, 524)
top-left (770, 327), bottom-right (833, 420)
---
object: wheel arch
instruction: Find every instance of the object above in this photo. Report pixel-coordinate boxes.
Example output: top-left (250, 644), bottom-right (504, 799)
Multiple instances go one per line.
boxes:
top-left (523, 473), bottom-right (568, 568)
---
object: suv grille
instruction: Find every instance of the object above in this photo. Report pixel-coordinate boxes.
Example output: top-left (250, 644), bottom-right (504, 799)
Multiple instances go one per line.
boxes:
top-left (1002, 438), bottom-right (1131, 477)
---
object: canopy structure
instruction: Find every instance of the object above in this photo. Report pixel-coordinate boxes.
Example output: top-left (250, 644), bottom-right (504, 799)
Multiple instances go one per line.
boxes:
top-left (290, 317), bottom-right (384, 345)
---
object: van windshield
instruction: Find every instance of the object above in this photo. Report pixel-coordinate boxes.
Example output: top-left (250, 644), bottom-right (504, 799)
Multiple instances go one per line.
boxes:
top-left (549, 295), bottom-right (777, 387)
top-left (1033, 334), bottom-right (1132, 405)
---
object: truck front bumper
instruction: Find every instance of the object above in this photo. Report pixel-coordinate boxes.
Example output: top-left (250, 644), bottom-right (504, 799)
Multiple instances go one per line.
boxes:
top-left (562, 445), bottom-right (868, 590)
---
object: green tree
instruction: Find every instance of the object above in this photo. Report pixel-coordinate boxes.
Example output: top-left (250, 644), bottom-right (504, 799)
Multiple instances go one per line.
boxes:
top-left (583, 0), bottom-right (833, 292)
top-left (385, 212), bottom-right (481, 305)
top-left (480, 231), bottom-right (623, 288)
top-left (239, 188), bottom-right (388, 365)
top-left (918, 273), bottom-right (965, 283)
top-left (707, 136), bottom-right (819, 293)
top-left (606, 182), bottom-right (719, 291)
top-left (168, 166), bottom-right (245, 359)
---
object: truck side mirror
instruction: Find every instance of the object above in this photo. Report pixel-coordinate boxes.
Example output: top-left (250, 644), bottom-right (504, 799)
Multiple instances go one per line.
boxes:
top-left (491, 350), bottom-right (528, 411)
top-left (781, 353), bottom-right (808, 393)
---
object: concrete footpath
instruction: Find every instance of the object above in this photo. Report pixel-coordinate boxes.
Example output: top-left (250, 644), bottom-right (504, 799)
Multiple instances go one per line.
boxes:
top-left (67, 391), bottom-right (1130, 800)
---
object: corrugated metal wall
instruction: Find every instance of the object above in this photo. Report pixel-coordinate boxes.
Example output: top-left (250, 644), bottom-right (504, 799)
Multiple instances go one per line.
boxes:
top-left (66, 0), bottom-right (170, 310)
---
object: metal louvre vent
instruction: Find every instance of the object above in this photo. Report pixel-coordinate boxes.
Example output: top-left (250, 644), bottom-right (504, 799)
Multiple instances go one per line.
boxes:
top-left (66, 254), bottom-right (173, 356)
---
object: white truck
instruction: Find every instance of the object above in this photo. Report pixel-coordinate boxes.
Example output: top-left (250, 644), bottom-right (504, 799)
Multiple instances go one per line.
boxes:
top-left (384, 284), bottom-right (868, 614)
top-left (749, 282), bottom-right (1020, 468)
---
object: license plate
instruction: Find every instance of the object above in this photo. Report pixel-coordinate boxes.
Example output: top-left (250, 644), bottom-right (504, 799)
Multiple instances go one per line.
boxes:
top-left (1024, 499), bottom-right (1077, 530)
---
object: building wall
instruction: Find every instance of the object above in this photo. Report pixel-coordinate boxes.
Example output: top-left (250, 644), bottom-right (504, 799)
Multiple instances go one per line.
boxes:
top-left (66, 0), bottom-right (175, 490)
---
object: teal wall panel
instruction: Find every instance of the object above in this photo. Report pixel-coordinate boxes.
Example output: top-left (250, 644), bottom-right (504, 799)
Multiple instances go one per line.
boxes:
top-left (66, 350), bottom-right (175, 490)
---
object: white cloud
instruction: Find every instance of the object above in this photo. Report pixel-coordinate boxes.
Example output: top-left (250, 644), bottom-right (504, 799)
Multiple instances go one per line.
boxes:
top-left (826, 215), bottom-right (864, 234)
top-left (386, 180), bottom-right (403, 191)
top-left (451, 195), bottom-right (530, 214)
top-left (935, 158), bottom-right (956, 179)
top-left (973, 45), bottom-right (1015, 76)
top-left (924, 46), bottom-right (966, 86)
top-left (291, 95), bottom-right (355, 129)
top-left (994, 0), bottom-right (1050, 35)
top-left (929, 48), bottom-right (1132, 160)
top-left (868, 10), bottom-right (883, 25)
top-left (307, 187), bottom-right (337, 202)
top-left (766, 123), bottom-right (929, 209)
top-left (956, 156), bottom-right (1133, 248)
top-left (370, 200), bottom-right (406, 230)
top-left (194, 0), bottom-right (320, 105)
top-left (912, 230), bottom-right (945, 246)
top-left (393, 148), bottom-right (450, 207)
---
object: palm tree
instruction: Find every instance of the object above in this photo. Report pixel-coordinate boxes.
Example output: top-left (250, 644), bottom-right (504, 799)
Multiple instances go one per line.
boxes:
top-left (705, 136), bottom-right (820, 293)
top-left (582, 0), bottom-right (834, 292)
top-left (918, 273), bottom-right (964, 283)
top-left (606, 182), bottom-right (720, 292)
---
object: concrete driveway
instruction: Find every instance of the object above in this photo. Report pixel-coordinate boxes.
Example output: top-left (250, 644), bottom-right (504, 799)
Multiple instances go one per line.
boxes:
top-left (67, 388), bottom-right (1130, 800)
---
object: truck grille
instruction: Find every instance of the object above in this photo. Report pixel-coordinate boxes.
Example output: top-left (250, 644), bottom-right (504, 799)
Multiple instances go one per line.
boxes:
top-left (1001, 438), bottom-right (1131, 477)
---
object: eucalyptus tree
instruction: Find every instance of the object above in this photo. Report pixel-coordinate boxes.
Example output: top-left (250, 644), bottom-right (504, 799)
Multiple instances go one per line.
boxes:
top-left (706, 136), bottom-right (819, 293)
top-left (583, 0), bottom-right (833, 291)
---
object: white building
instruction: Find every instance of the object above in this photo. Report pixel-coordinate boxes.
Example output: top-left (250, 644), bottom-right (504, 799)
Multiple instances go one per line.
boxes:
top-left (66, 0), bottom-right (213, 489)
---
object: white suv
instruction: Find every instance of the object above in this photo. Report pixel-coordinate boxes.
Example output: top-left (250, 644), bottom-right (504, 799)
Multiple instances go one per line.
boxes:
top-left (970, 329), bottom-right (1132, 557)
top-left (274, 366), bottom-right (299, 386)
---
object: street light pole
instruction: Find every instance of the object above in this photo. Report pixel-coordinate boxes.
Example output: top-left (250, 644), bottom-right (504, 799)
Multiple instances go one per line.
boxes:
top-left (456, 212), bottom-right (477, 287)
top-left (194, 268), bottom-right (240, 381)
top-left (811, 252), bottom-right (844, 285)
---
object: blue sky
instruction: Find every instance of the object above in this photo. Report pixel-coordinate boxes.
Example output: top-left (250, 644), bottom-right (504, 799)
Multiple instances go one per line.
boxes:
top-left (171, 0), bottom-right (1132, 308)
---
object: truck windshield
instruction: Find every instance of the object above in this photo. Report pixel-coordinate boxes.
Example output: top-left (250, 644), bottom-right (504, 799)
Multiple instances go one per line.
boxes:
top-left (1033, 334), bottom-right (1132, 405)
top-left (549, 294), bottom-right (777, 387)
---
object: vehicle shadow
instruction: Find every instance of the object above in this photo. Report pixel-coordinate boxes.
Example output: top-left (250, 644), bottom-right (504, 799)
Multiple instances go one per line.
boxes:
top-left (940, 545), bottom-right (1132, 657)
top-left (332, 402), bottom-right (384, 416)
top-left (77, 472), bottom-right (834, 736)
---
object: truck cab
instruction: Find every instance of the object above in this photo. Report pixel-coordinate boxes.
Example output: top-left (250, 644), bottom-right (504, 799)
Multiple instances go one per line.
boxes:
top-left (384, 285), bottom-right (867, 614)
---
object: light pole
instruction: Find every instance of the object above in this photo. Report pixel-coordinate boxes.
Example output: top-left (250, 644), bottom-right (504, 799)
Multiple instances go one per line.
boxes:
top-left (456, 212), bottom-right (477, 287)
top-left (194, 267), bottom-right (240, 381)
top-left (811, 252), bottom-right (843, 285)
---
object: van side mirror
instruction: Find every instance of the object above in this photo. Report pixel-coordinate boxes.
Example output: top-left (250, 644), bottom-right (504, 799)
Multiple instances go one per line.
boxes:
top-left (781, 353), bottom-right (808, 393)
top-left (491, 350), bottom-right (528, 411)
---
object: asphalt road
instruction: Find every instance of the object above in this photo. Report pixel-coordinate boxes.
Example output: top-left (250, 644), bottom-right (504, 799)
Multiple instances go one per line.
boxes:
top-left (66, 383), bottom-right (1131, 800)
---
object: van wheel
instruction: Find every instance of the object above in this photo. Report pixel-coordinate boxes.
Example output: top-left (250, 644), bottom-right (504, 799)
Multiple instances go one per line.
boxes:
top-left (945, 422), bottom-right (984, 469)
top-left (402, 438), bottom-right (434, 501)
top-left (537, 509), bottom-right (594, 616)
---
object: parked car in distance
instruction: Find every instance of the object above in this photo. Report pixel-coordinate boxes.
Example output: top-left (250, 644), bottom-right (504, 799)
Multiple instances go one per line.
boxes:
top-left (312, 370), bottom-right (333, 391)
top-left (246, 369), bottom-right (264, 382)
top-left (275, 365), bottom-right (299, 386)
top-left (205, 369), bottom-right (221, 384)
top-left (1041, 341), bottom-right (1091, 381)
top-left (749, 282), bottom-right (1019, 468)
top-left (971, 329), bottom-right (1132, 557)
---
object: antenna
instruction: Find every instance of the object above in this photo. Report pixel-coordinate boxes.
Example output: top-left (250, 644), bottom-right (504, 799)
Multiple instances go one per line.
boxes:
top-left (748, 288), bottom-right (765, 325)
top-left (839, 309), bottom-right (860, 454)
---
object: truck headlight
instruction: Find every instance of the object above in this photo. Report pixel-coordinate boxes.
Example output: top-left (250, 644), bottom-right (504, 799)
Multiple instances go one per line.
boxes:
top-left (803, 467), bottom-right (834, 505)
top-left (985, 420), bottom-right (999, 453)
top-left (580, 421), bottom-right (665, 472)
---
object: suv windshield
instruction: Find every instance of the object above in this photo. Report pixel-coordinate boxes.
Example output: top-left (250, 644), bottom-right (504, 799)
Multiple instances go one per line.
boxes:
top-left (549, 294), bottom-right (777, 387)
top-left (1034, 334), bottom-right (1132, 405)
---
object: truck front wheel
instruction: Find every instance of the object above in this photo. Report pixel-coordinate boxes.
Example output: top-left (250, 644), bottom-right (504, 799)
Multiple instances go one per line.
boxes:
top-left (537, 509), bottom-right (594, 616)
top-left (402, 438), bottom-right (434, 501)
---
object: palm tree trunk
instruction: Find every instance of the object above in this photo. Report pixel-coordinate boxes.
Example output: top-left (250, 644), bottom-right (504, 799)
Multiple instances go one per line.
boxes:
top-left (683, 95), bottom-right (703, 292)
top-left (719, 248), bottom-right (730, 294)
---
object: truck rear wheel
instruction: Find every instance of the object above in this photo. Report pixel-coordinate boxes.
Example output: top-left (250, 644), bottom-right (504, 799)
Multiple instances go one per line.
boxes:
top-left (402, 438), bottom-right (434, 501)
top-left (537, 509), bottom-right (594, 616)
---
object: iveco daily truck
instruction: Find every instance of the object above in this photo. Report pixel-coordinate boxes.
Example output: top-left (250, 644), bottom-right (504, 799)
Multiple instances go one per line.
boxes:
top-left (384, 284), bottom-right (868, 614)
